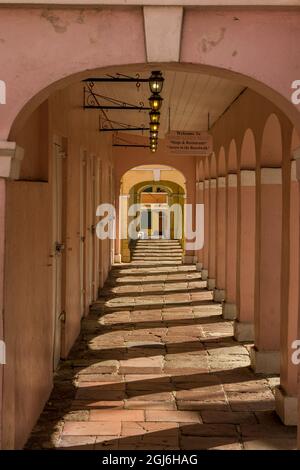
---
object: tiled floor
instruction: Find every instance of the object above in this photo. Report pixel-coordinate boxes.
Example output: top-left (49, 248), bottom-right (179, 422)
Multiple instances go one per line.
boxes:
top-left (26, 240), bottom-right (297, 450)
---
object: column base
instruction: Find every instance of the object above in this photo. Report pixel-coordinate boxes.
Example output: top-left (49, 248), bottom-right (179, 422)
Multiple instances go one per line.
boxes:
top-left (196, 262), bottom-right (203, 272)
top-left (207, 278), bottom-right (216, 290)
top-left (213, 289), bottom-right (225, 302)
top-left (250, 346), bottom-right (280, 374)
top-left (275, 386), bottom-right (298, 426)
top-left (114, 254), bottom-right (122, 263)
top-left (222, 302), bottom-right (237, 320)
top-left (201, 269), bottom-right (208, 281)
top-left (234, 320), bottom-right (254, 342)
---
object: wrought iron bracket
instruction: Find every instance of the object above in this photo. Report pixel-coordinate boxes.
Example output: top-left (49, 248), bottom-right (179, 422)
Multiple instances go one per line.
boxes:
top-left (99, 116), bottom-right (149, 133)
top-left (83, 81), bottom-right (150, 110)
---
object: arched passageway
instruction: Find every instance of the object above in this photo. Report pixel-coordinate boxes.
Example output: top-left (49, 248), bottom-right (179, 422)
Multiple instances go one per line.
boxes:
top-left (0, 4), bottom-right (300, 451)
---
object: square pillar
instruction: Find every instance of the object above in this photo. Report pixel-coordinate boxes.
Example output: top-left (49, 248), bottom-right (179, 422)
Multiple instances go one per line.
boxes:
top-left (234, 170), bottom-right (256, 340)
top-left (250, 168), bottom-right (282, 373)
top-left (208, 178), bottom-right (216, 288)
top-left (275, 159), bottom-right (299, 425)
top-left (195, 181), bottom-right (204, 270)
top-left (214, 176), bottom-right (226, 302)
top-left (201, 179), bottom-right (210, 280)
top-left (223, 174), bottom-right (238, 319)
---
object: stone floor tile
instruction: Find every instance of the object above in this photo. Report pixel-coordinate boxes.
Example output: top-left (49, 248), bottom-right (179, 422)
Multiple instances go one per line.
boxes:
top-left (201, 410), bottom-right (257, 424)
top-left (180, 436), bottom-right (242, 450)
top-left (62, 421), bottom-right (121, 436)
top-left (56, 435), bottom-right (96, 449)
top-left (145, 410), bottom-right (201, 423)
top-left (121, 421), bottom-right (178, 437)
top-left (90, 409), bottom-right (145, 422)
top-left (243, 439), bottom-right (296, 450)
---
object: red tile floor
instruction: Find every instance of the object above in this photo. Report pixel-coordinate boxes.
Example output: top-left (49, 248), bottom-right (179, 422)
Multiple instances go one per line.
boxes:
top-left (26, 241), bottom-right (297, 450)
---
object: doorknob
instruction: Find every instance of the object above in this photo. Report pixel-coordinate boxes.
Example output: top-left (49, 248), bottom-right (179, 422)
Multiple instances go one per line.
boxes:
top-left (55, 242), bottom-right (65, 253)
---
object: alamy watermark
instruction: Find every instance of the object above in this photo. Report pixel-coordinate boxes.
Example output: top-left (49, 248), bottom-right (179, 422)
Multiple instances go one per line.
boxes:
top-left (95, 201), bottom-right (204, 250)
top-left (291, 80), bottom-right (300, 105)
top-left (0, 80), bottom-right (6, 104)
top-left (291, 339), bottom-right (300, 365)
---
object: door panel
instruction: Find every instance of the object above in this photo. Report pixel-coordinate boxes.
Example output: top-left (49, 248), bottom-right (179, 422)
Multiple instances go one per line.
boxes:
top-left (80, 150), bottom-right (87, 316)
top-left (52, 137), bottom-right (66, 369)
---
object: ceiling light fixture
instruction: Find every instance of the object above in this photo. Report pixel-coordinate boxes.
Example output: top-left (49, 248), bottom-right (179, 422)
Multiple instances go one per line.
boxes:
top-left (148, 71), bottom-right (164, 153)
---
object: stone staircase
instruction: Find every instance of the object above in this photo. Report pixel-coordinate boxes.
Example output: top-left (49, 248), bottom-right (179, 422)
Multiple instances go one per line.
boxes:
top-left (131, 239), bottom-right (183, 266)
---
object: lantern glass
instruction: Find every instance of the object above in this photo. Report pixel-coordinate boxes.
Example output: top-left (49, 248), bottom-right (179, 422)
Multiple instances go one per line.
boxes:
top-left (150, 131), bottom-right (158, 138)
top-left (150, 147), bottom-right (157, 153)
top-left (149, 94), bottom-right (163, 111)
top-left (149, 122), bottom-right (159, 132)
top-left (150, 111), bottom-right (160, 123)
top-left (149, 71), bottom-right (164, 94)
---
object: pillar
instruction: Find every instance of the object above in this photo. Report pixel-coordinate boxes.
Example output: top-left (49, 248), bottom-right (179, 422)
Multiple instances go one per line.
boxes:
top-left (234, 170), bottom-right (256, 341)
top-left (195, 181), bottom-right (204, 271)
top-left (223, 173), bottom-right (238, 319)
top-left (120, 194), bottom-right (131, 262)
top-left (207, 178), bottom-right (216, 290)
top-left (201, 179), bottom-right (210, 281)
top-left (250, 168), bottom-right (282, 373)
top-left (114, 192), bottom-right (121, 263)
top-left (214, 176), bottom-right (226, 301)
top-left (275, 159), bottom-right (299, 425)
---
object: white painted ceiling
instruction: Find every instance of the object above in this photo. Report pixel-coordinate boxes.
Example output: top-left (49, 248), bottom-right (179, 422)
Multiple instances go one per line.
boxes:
top-left (89, 69), bottom-right (244, 138)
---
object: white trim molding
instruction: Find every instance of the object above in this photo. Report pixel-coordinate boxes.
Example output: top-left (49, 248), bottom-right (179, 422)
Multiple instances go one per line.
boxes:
top-left (260, 167), bottom-right (282, 185)
top-left (217, 176), bottom-right (226, 188)
top-left (0, 141), bottom-right (24, 179)
top-left (240, 170), bottom-right (256, 187)
top-left (210, 178), bottom-right (217, 189)
top-left (227, 173), bottom-right (237, 187)
top-left (143, 6), bottom-right (183, 62)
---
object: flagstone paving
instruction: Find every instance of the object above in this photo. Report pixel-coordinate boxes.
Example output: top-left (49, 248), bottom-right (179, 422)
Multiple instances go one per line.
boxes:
top-left (25, 240), bottom-right (297, 450)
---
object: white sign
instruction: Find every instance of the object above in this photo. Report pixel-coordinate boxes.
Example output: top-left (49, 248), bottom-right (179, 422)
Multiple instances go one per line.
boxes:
top-left (167, 131), bottom-right (212, 156)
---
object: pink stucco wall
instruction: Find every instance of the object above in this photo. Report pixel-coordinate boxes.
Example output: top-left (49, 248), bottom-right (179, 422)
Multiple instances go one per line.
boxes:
top-left (2, 82), bottom-right (114, 449)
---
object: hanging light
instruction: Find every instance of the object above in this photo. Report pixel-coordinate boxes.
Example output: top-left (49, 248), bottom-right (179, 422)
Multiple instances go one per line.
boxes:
top-left (149, 122), bottom-right (160, 132)
top-left (149, 71), bottom-right (164, 94)
top-left (150, 137), bottom-right (157, 144)
top-left (150, 130), bottom-right (158, 139)
top-left (149, 93), bottom-right (163, 111)
top-left (150, 147), bottom-right (157, 153)
top-left (150, 111), bottom-right (160, 123)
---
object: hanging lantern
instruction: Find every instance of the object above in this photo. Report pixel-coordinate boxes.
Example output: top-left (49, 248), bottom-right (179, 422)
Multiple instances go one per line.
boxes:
top-left (149, 93), bottom-right (163, 111)
top-left (149, 71), bottom-right (164, 94)
top-left (150, 130), bottom-right (158, 139)
top-left (150, 111), bottom-right (160, 124)
top-left (149, 122), bottom-right (160, 132)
